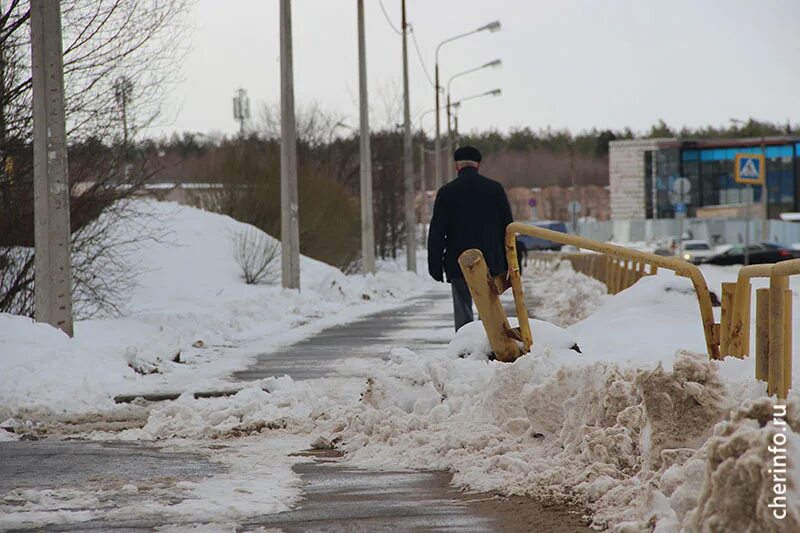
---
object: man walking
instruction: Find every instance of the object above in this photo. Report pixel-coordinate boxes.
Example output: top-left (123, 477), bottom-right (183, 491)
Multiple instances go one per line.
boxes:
top-left (427, 146), bottom-right (514, 331)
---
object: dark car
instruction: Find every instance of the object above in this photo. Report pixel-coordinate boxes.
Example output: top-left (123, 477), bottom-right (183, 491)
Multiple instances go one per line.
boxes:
top-left (701, 242), bottom-right (800, 266)
top-left (516, 221), bottom-right (568, 251)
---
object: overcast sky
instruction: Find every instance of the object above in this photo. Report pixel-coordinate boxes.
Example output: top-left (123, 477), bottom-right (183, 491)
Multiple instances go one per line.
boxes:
top-left (147, 0), bottom-right (800, 139)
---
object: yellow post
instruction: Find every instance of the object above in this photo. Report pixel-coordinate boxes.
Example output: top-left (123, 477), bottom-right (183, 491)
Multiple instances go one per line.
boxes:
top-left (504, 241), bottom-right (533, 353)
top-left (615, 259), bottom-right (626, 293)
top-left (768, 276), bottom-right (788, 397)
top-left (755, 288), bottom-right (770, 382)
top-left (782, 289), bottom-right (792, 400)
top-left (730, 266), bottom-right (770, 357)
top-left (458, 249), bottom-right (524, 363)
top-left (719, 282), bottom-right (736, 356)
top-left (592, 255), bottom-right (601, 281)
top-left (620, 260), bottom-right (630, 290)
top-left (625, 260), bottom-right (635, 289)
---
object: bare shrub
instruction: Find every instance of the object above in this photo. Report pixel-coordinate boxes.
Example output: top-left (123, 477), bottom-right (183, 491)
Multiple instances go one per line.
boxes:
top-left (233, 228), bottom-right (280, 285)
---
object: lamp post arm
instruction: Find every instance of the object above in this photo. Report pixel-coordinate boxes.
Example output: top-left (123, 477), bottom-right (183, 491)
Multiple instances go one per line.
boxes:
top-left (446, 65), bottom-right (485, 99)
top-left (435, 29), bottom-right (480, 65)
top-left (453, 89), bottom-right (502, 107)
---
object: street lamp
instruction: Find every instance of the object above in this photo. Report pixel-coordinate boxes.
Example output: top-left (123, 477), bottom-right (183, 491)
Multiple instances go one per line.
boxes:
top-left (434, 21), bottom-right (501, 189)
top-left (446, 59), bottom-right (502, 157)
top-left (449, 88), bottom-right (502, 147)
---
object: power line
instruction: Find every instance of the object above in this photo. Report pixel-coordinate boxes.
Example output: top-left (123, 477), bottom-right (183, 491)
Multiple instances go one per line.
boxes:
top-left (377, 0), bottom-right (403, 35)
top-left (409, 25), bottom-right (435, 88)
top-left (376, 2), bottom-right (435, 88)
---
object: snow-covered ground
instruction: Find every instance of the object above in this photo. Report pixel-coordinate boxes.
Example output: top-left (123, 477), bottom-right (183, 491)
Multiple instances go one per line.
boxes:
top-left (0, 200), bottom-right (434, 417)
top-left (88, 261), bottom-right (796, 532)
top-left (2, 204), bottom-right (800, 532)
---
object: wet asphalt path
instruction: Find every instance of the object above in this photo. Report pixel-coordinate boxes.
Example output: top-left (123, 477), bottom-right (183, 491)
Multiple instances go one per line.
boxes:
top-left (232, 292), bottom-right (455, 381)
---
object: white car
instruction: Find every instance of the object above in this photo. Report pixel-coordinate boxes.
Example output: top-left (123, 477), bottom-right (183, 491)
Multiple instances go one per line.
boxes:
top-left (681, 240), bottom-right (715, 264)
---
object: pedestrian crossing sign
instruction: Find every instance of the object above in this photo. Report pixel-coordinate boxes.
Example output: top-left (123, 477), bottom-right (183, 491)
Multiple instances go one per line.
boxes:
top-left (734, 153), bottom-right (765, 185)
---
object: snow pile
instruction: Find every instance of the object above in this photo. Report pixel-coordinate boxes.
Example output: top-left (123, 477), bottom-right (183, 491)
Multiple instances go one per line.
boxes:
top-left (446, 318), bottom-right (578, 360)
top-left (646, 398), bottom-right (800, 532)
top-left (523, 260), bottom-right (607, 326)
top-left (0, 200), bottom-right (432, 416)
top-left (311, 345), bottom-right (798, 531)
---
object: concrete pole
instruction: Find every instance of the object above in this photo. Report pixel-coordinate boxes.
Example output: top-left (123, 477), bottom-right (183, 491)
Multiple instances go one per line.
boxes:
top-left (279, 0), bottom-right (300, 289)
top-left (434, 64), bottom-right (442, 190)
top-left (357, 0), bottom-right (375, 274)
top-left (30, 0), bottom-right (73, 336)
top-left (761, 136), bottom-right (768, 241)
top-left (401, 0), bottom-right (416, 272)
top-left (446, 93), bottom-right (454, 164)
top-left (420, 142), bottom-right (428, 246)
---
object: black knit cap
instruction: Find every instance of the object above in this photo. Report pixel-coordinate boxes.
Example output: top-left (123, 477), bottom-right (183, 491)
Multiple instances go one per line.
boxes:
top-left (453, 145), bottom-right (481, 163)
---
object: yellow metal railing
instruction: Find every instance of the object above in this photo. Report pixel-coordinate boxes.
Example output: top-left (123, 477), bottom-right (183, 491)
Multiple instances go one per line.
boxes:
top-left (726, 258), bottom-right (799, 398)
top-left (457, 222), bottom-right (796, 399)
top-left (505, 222), bottom-right (720, 360)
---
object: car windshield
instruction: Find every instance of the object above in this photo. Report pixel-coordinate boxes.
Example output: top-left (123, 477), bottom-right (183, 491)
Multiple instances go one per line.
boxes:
top-left (684, 243), bottom-right (710, 250)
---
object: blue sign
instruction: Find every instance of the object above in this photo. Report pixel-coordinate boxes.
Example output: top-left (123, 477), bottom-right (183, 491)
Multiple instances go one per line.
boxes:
top-left (734, 153), bottom-right (765, 185)
top-left (674, 202), bottom-right (687, 214)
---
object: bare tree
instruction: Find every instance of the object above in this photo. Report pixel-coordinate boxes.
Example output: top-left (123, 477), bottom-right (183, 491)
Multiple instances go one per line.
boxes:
top-left (259, 101), bottom-right (347, 149)
top-left (0, 0), bottom-right (190, 317)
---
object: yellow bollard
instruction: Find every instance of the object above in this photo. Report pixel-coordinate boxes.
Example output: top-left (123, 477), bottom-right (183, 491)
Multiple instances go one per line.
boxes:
top-left (719, 282), bottom-right (736, 356)
top-left (625, 260), bottom-right (636, 288)
top-left (755, 288), bottom-right (770, 382)
top-left (768, 276), bottom-right (788, 397)
top-left (458, 249), bottom-right (524, 363)
top-left (616, 259), bottom-right (627, 292)
top-left (782, 289), bottom-right (792, 400)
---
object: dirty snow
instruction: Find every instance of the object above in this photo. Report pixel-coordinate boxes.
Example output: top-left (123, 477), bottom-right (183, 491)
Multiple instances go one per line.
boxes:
top-left (0, 200), bottom-right (434, 416)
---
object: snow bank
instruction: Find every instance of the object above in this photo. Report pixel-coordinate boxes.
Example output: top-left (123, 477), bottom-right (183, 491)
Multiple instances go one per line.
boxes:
top-left (0, 200), bottom-right (432, 416)
top-left (523, 260), bottom-right (607, 327)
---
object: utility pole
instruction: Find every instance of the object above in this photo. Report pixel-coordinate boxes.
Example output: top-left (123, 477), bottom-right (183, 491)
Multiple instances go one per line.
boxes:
top-left (279, 0), bottom-right (300, 289)
top-left (113, 77), bottom-right (133, 150)
top-left (30, 0), bottom-right (73, 336)
top-left (760, 135), bottom-right (768, 242)
top-left (446, 92), bottom-right (453, 167)
top-left (401, 0), bottom-right (416, 272)
top-left (356, 0), bottom-right (375, 274)
top-left (434, 65), bottom-right (442, 191)
top-left (419, 142), bottom-right (428, 246)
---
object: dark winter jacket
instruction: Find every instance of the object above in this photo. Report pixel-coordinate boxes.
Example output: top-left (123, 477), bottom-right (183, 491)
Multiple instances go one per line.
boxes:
top-left (427, 166), bottom-right (514, 282)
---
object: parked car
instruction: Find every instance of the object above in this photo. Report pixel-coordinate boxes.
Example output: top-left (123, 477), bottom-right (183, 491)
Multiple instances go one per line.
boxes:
top-left (700, 242), bottom-right (800, 266)
top-left (681, 240), bottom-right (716, 264)
top-left (516, 221), bottom-right (568, 251)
